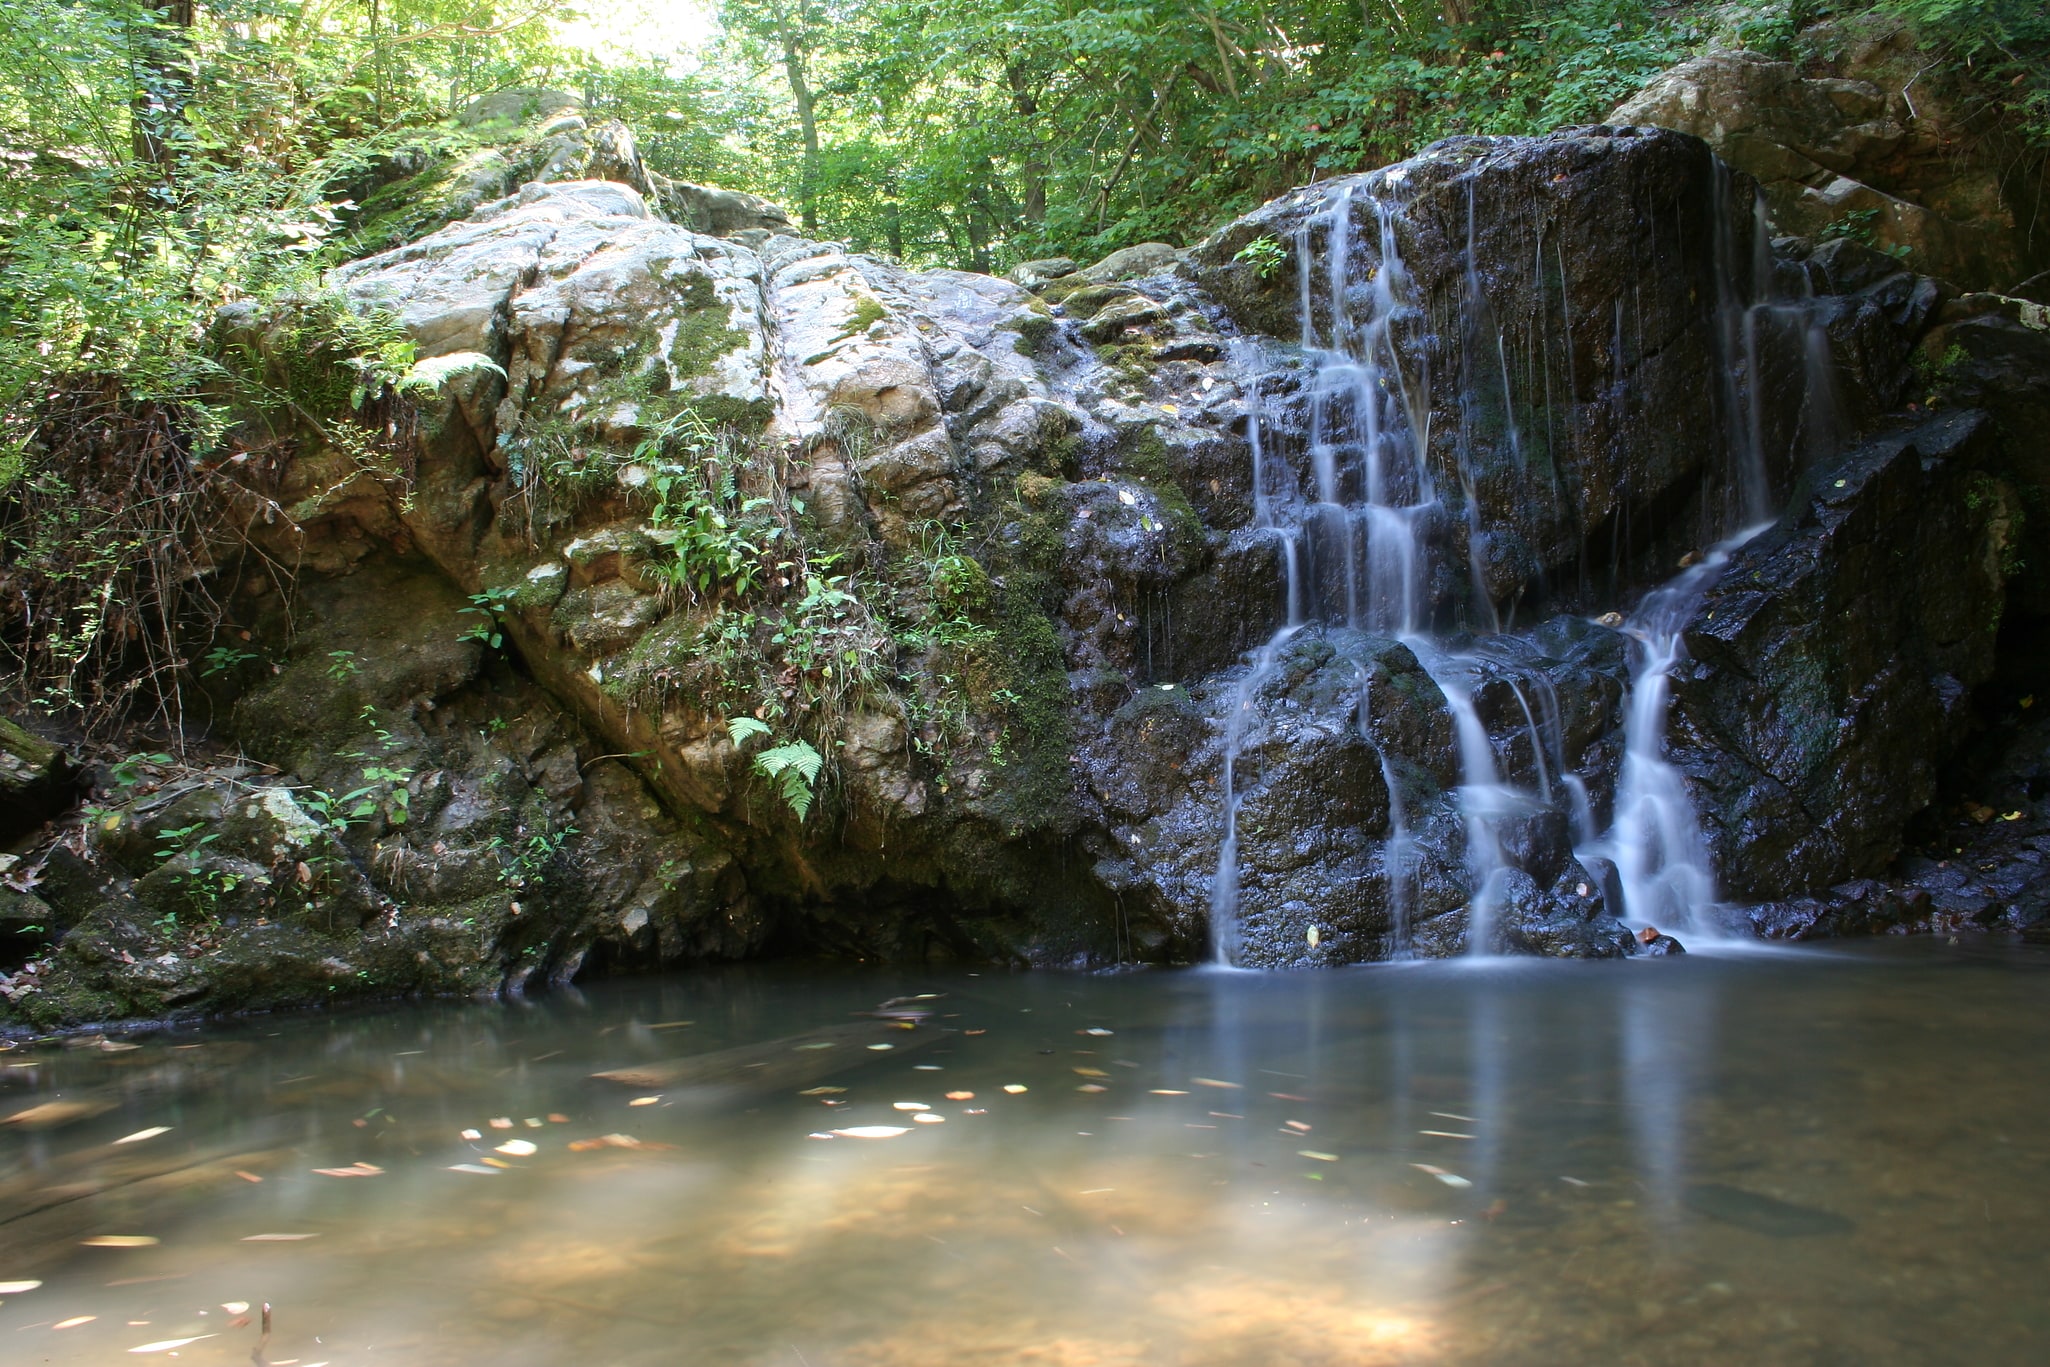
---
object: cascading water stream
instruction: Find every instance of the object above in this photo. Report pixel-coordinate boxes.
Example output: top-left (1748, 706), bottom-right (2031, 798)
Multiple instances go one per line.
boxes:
top-left (1208, 157), bottom-right (1837, 963)
top-left (1603, 532), bottom-right (1760, 940)
top-left (1208, 366), bottom-right (1305, 966)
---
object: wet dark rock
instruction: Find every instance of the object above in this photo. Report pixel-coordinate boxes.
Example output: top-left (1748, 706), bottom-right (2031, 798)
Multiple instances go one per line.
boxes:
top-left (1194, 126), bottom-right (1818, 609)
top-left (1670, 409), bottom-right (2011, 901)
top-left (1636, 933), bottom-right (1686, 956)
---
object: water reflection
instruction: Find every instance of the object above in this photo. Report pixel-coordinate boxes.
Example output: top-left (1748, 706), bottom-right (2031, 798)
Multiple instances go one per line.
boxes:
top-left (2, 943), bottom-right (2048, 1364)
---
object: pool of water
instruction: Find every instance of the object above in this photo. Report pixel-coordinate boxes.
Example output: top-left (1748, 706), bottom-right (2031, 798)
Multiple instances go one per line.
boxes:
top-left (2, 939), bottom-right (2048, 1365)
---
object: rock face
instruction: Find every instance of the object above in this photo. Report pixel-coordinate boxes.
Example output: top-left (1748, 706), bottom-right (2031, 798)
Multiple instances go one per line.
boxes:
top-left (5, 114), bottom-right (2042, 1026)
top-left (1191, 127), bottom-right (1806, 616)
top-left (1669, 410), bottom-right (2012, 900)
top-left (351, 92), bottom-right (789, 257)
top-left (1609, 28), bottom-right (2046, 292)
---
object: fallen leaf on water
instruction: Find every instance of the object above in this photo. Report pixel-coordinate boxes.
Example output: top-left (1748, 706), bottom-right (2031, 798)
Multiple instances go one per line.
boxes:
top-left (944, 1091), bottom-right (974, 1100)
top-left (567, 1133), bottom-right (663, 1152)
top-left (964, 1107), bottom-right (988, 1114)
top-left (1081, 1028), bottom-right (1114, 1036)
top-left (1192, 1078), bottom-right (1241, 1089)
top-left (240, 1233), bottom-right (318, 1242)
top-left (1003, 1084), bottom-right (1028, 1094)
top-left (54, 1316), bottom-right (95, 1329)
top-left (233, 1171), bottom-right (263, 1183)
top-left (82, 1236), bottom-right (159, 1248)
top-left (1419, 1129), bottom-right (1474, 1140)
top-left (1268, 1092), bottom-right (1308, 1102)
top-left (964, 1029), bottom-right (986, 1036)
top-left (98, 1040), bottom-right (141, 1053)
top-left (482, 1157), bottom-right (510, 1169)
top-left (1297, 1150), bottom-right (1338, 1162)
top-left (312, 1162), bottom-right (384, 1177)
top-left (488, 1117), bottom-right (514, 1129)
top-left (798, 1087), bottom-right (845, 1096)
top-left (128, 1335), bottom-right (215, 1352)
top-left (221, 1302), bottom-right (249, 1314)
top-left (1430, 1111), bottom-right (1478, 1123)
top-left (794, 1042), bottom-right (836, 1051)
top-left (0, 1279), bottom-right (42, 1293)
top-left (832, 1126), bottom-right (910, 1139)
top-left (1073, 1067), bottom-right (1108, 1078)
top-left (459, 1129), bottom-right (482, 1140)
top-left (547, 1113), bottom-right (570, 1123)
top-left (1150, 1089), bottom-right (1188, 1096)
top-left (627, 1096), bottom-right (661, 1107)
top-left (1410, 1163), bottom-right (1472, 1188)
top-left (1078, 1084), bottom-right (1107, 1093)
top-left (866, 1043), bottom-right (895, 1051)
top-left (4, 1099), bottom-right (115, 1129)
top-left (494, 1140), bottom-right (537, 1156)
top-left (1284, 1120), bottom-right (1311, 1132)
top-left (912, 1113), bottom-right (945, 1124)
top-left (448, 1164), bottom-right (499, 1175)
top-left (891, 1102), bottom-right (930, 1112)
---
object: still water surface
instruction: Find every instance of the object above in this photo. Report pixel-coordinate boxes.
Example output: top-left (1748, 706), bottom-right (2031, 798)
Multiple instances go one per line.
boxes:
top-left (2, 941), bottom-right (2047, 1365)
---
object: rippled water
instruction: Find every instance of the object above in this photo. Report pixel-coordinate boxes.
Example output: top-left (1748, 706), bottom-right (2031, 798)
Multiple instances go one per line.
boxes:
top-left (3, 941), bottom-right (2048, 1365)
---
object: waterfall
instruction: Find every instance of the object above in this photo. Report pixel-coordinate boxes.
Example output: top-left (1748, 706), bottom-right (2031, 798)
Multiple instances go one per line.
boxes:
top-left (1208, 390), bottom-right (1304, 966)
top-left (1599, 174), bottom-right (1845, 942)
top-left (1213, 182), bottom-right (1538, 960)
top-left (1208, 155), bottom-right (1833, 963)
top-left (1605, 536), bottom-right (1753, 940)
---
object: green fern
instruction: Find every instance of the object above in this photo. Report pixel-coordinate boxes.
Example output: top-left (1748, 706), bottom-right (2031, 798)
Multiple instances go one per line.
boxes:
top-left (726, 716), bottom-right (772, 745)
top-left (754, 740), bottom-right (824, 821)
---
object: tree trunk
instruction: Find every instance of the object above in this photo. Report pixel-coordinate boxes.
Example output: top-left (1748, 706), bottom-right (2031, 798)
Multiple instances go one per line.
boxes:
top-left (771, 2), bottom-right (822, 235)
top-left (1005, 64), bottom-right (1047, 227)
top-left (131, 0), bottom-right (195, 174)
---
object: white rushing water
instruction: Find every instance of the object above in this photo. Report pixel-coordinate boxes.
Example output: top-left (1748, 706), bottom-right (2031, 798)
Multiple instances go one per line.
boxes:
top-left (1210, 159), bottom-right (1839, 962)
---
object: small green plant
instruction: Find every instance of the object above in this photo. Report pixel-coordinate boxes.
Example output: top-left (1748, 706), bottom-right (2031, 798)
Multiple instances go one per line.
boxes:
top-left (109, 752), bottom-right (174, 791)
top-left (201, 646), bottom-right (258, 677)
top-left (489, 826), bottom-right (579, 889)
top-left (727, 716), bottom-right (826, 821)
top-left (459, 586), bottom-right (518, 650)
top-left (326, 649), bottom-right (362, 681)
top-left (154, 822), bottom-right (220, 866)
top-left (1819, 207), bottom-right (1912, 260)
top-left (1233, 235), bottom-right (1290, 280)
top-left (342, 763), bottom-right (416, 827)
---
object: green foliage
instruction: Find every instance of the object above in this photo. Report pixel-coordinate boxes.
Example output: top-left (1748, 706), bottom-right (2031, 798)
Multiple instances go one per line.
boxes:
top-left (489, 825), bottom-right (578, 889)
top-left (459, 586), bottom-right (517, 650)
top-left (1882, 0), bottom-right (2050, 147)
top-left (727, 716), bottom-right (825, 821)
top-left (1233, 235), bottom-right (1290, 280)
top-left (201, 645), bottom-right (259, 677)
top-left (702, 0), bottom-right (1695, 268)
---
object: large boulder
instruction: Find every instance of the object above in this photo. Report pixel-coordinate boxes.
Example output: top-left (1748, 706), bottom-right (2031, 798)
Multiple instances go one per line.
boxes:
top-left (1610, 36), bottom-right (2040, 291)
top-left (1669, 409), bottom-right (2012, 899)
top-left (0, 717), bottom-right (74, 843)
